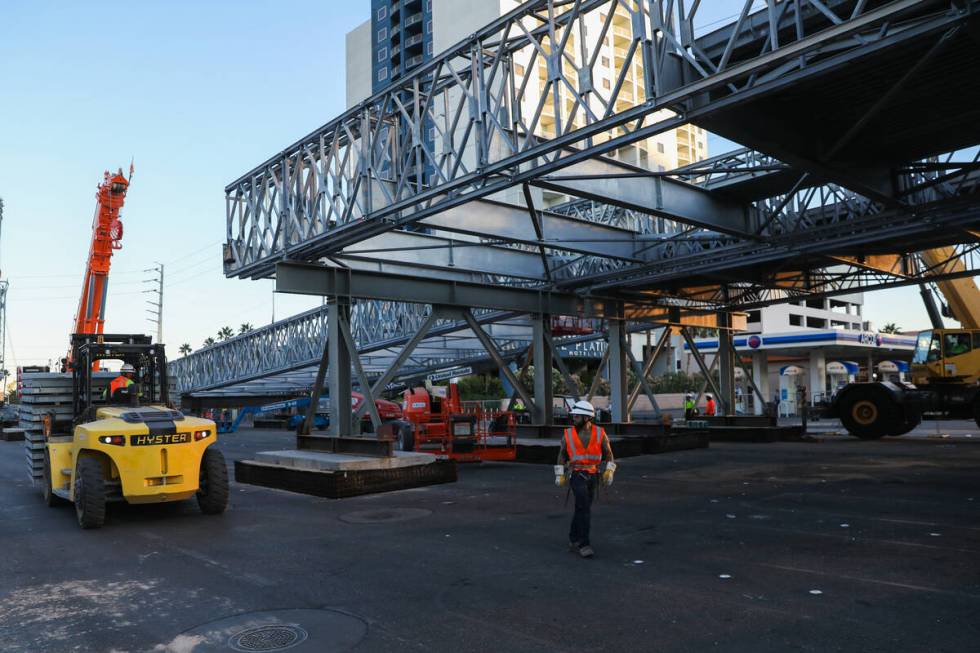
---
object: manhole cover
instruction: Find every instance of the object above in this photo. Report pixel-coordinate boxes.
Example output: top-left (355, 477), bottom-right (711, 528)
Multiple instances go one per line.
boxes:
top-left (229, 625), bottom-right (308, 651)
top-left (339, 508), bottom-right (432, 524)
top-left (164, 609), bottom-right (367, 652)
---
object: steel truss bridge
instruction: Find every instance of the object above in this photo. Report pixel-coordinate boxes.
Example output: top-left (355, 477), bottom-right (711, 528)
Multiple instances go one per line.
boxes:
top-left (172, 0), bottom-right (980, 429)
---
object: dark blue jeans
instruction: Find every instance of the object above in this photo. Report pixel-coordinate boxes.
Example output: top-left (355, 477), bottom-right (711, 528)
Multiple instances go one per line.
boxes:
top-left (569, 471), bottom-right (597, 546)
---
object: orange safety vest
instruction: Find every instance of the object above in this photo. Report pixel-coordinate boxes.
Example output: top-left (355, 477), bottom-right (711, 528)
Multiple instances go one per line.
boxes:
top-left (109, 375), bottom-right (134, 396)
top-left (564, 424), bottom-right (606, 474)
top-left (705, 398), bottom-right (716, 416)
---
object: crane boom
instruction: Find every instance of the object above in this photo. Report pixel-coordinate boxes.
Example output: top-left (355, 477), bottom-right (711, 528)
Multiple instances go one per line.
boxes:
top-left (920, 246), bottom-right (980, 329)
top-left (64, 168), bottom-right (130, 370)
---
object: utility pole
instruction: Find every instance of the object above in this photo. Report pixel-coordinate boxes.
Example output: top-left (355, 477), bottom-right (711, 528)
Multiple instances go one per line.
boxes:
top-left (143, 263), bottom-right (163, 344)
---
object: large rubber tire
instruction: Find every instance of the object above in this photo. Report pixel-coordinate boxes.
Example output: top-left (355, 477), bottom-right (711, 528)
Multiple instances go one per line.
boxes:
top-left (397, 423), bottom-right (415, 452)
top-left (74, 456), bottom-right (106, 529)
top-left (839, 386), bottom-right (899, 440)
top-left (886, 412), bottom-right (921, 437)
top-left (41, 448), bottom-right (66, 507)
top-left (197, 447), bottom-right (229, 515)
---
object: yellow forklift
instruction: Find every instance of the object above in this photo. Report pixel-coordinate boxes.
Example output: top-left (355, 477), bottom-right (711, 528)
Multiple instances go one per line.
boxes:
top-left (41, 334), bottom-right (228, 528)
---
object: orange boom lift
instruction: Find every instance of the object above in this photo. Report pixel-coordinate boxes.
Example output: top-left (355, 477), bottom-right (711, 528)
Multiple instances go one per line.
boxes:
top-left (63, 166), bottom-right (132, 371)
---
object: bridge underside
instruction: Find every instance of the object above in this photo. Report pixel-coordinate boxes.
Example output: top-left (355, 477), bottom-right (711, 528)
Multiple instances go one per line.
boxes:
top-left (174, 0), bottom-right (980, 424)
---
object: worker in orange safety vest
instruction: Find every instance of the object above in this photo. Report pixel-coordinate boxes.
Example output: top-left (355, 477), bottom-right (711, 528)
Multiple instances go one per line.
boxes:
top-left (704, 393), bottom-right (717, 417)
top-left (557, 400), bottom-right (615, 558)
top-left (103, 363), bottom-right (136, 401)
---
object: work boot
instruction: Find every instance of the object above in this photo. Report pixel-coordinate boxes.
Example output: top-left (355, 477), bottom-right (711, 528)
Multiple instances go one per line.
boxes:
top-left (578, 545), bottom-right (595, 558)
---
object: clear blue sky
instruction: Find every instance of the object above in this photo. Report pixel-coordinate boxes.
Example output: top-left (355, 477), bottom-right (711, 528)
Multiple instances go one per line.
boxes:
top-left (0, 1), bottom-right (369, 368)
top-left (0, 1), bottom-right (950, 371)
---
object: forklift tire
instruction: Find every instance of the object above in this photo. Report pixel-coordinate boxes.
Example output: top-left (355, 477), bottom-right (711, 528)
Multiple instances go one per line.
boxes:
top-left (41, 448), bottom-right (66, 507)
top-left (839, 386), bottom-right (899, 440)
top-left (74, 456), bottom-right (106, 529)
top-left (197, 448), bottom-right (229, 515)
top-left (397, 423), bottom-right (415, 452)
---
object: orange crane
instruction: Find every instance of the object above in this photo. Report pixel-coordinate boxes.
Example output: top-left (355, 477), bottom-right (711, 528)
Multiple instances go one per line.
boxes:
top-left (63, 166), bottom-right (132, 370)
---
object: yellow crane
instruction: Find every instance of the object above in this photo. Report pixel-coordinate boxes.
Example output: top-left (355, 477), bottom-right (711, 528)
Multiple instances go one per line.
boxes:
top-left (832, 246), bottom-right (980, 438)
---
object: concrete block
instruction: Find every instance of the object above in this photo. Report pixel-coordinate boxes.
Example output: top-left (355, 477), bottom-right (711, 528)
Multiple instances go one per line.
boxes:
top-left (254, 449), bottom-right (438, 472)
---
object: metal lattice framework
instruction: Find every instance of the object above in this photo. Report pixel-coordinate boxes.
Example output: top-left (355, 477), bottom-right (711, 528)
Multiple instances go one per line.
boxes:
top-left (225, 0), bottom-right (971, 277)
top-left (173, 0), bottom-right (980, 397)
top-left (169, 302), bottom-right (531, 394)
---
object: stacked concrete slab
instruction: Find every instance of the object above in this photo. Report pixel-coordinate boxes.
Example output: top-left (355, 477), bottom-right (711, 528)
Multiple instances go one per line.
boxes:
top-left (18, 372), bottom-right (113, 483)
top-left (236, 435), bottom-right (458, 499)
top-left (1, 428), bottom-right (26, 442)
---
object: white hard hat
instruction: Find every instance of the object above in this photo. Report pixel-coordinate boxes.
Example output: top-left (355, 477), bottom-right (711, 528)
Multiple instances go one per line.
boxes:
top-left (120, 363), bottom-right (136, 374)
top-left (685, 392), bottom-right (693, 398)
top-left (705, 393), bottom-right (713, 399)
top-left (570, 400), bottom-right (595, 417)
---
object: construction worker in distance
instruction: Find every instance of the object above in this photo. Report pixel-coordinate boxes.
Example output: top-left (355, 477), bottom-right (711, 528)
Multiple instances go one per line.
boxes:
top-left (103, 363), bottom-right (136, 401)
top-left (704, 393), bottom-right (717, 417)
top-left (684, 392), bottom-right (696, 420)
top-left (557, 400), bottom-right (615, 559)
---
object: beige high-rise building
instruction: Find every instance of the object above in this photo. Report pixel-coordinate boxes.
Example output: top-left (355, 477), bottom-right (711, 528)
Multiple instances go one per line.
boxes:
top-left (346, 0), bottom-right (708, 185)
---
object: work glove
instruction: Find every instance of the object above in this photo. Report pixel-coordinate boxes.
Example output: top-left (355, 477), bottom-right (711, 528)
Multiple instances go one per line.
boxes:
top-left (554, 464), bottom-right (569, 487)
top-left (601, 461), bottom-right (617, 487)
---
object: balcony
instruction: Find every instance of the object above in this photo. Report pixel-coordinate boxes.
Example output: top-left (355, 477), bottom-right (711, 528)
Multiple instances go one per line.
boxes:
top-left (405, 33), bottom-right (424, 48)
top-left (406, 54), bottom-right (425, 69)
top-left (404, 13), bottom-right (423, 30)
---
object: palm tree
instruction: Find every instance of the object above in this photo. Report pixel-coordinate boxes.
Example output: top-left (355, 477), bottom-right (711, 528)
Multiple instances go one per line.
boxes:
top-left (217, 326), bottom-right (235, 341)
top-left (179, 343), bottom-right (192, 356)
top-left (239, 323), bottom-right (253, 335)
top-left (203, 337), bottom-right (216, 348)
top-left (880, 322), bottom-right (901, 334)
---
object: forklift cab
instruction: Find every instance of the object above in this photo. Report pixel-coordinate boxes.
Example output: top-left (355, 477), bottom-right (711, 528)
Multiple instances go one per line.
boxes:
top-left (70, 334), bottom-right (173, 427)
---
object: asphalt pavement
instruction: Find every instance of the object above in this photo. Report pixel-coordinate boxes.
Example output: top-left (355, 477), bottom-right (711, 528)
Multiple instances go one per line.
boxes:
top-left (1, 427), bottom-right (979, 652)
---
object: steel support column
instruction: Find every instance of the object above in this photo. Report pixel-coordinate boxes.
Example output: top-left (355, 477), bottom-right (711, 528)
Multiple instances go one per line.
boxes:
top-left (327, 299), bottom-right (353, 436)
top-left (532, 315), bottom-right (554, 425)
top-left (751, 352), bottom-right (771, 415)
top-left (608, 306), bottom-right (629, 423)
top-left (717, 313), bottom-right (737, 416)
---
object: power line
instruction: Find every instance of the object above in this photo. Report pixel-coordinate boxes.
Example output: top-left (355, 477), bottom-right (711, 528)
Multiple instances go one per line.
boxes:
top-left (13, 290), bottom-right (146, 302)
top-left (160, 240), bottom-right (222, 267)
top-left (7, 269), bottom-right (145, 280)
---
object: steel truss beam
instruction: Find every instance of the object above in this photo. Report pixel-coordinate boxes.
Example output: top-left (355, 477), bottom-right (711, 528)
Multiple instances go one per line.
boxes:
top-left (224, 0), bottom-right (961, 278)
top-left (275, 262), bottom-right (605, 317)
top-left (533, 158), bottom-right (758, 236)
